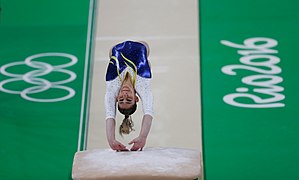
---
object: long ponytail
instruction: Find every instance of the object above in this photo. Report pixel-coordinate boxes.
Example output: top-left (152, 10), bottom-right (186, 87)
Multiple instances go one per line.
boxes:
top-left (118, 103), bottom-right (137, 136)
top-left (119, 115), bottom-right (134, 136)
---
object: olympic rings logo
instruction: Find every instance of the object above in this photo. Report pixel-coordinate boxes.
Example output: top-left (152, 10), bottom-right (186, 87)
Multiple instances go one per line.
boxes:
top-left (0, 53), bottom-right (78, 102)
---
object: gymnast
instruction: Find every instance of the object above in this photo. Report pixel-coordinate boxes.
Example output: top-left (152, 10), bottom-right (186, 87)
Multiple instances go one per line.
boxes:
top-left (105, 41), bottom-right (153, 151)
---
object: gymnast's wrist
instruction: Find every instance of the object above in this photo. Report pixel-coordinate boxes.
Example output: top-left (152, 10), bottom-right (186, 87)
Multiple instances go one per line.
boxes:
top-left (107, 135), bottom-right (116, 142)
top-left (139, 134), bottom-right (148, 139)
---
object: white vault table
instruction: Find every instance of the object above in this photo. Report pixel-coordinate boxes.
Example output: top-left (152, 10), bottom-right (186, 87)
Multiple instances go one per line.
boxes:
top-left (72, 147), bottom-right (201, 180)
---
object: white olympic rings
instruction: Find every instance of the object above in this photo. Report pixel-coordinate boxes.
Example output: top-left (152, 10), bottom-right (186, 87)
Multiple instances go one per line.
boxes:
top-left (0, 53), bottom-right (78, 102)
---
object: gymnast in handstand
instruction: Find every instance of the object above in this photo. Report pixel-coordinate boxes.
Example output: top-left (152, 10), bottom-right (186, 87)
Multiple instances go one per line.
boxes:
top-left (105, 41), bottom-right (153, 151)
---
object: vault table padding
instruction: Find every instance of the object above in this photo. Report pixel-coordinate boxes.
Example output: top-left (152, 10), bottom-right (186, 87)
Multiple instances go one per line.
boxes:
top-left (72, 147), bottom-right (201, 179)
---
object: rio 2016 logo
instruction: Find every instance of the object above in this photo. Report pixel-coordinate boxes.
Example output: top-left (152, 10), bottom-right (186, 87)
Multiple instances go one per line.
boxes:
top-left (0, 53), bottom-right (78, 102)
top-left (220, 37), bottom-right (285, 108)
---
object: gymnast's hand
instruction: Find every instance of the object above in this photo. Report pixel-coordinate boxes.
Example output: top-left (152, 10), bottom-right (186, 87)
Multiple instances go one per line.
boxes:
top-left (109, 139), bottom-right (129, 151)
top-left (129, 136), bottom-right (146, 151)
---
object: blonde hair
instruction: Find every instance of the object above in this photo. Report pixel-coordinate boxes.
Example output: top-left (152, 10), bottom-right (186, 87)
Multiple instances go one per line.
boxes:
top-left (119, 115), bottom-right (134, 136)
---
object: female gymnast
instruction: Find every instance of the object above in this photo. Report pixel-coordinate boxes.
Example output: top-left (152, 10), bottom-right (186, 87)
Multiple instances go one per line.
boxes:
top-left (105, 41), bottom-right (153, 151)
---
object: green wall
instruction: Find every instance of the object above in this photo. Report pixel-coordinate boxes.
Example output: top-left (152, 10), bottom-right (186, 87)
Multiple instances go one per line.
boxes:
top-left (200, 0), bottom-right (299, 179)
top-left (0, 0), bottom-right (95, 179)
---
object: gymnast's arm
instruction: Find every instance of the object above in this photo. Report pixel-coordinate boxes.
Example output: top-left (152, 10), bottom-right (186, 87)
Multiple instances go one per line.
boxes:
top-left (129, 78), bottom-right (154, 151)
top-left (106, 118), bottom-right (128, 151)
top-left (105, 80), bottom-right (128, 151)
